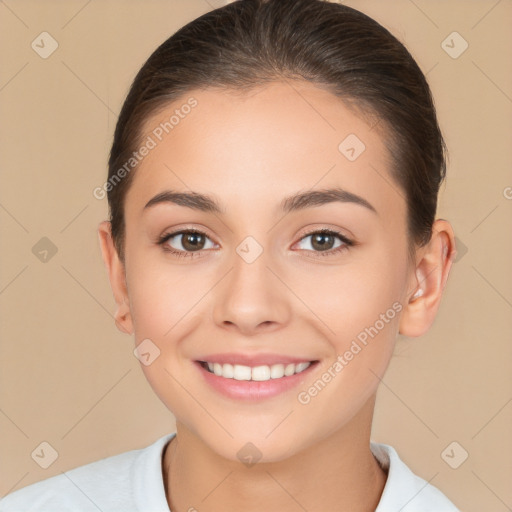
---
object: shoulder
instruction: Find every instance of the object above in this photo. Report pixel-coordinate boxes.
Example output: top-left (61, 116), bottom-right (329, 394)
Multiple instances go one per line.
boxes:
top-left (0, 433), bottom-right (175, 512)
top-left (371, 442), bottom-right (460, 512)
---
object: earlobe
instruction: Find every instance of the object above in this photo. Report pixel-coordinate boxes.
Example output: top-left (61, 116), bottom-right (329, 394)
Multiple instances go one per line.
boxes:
top-left (97, 221), bottom-right (134, 336)
top-left (399, 220), bottom-right (456, 337)
top-left (114, 299), bottom-right (134, 335)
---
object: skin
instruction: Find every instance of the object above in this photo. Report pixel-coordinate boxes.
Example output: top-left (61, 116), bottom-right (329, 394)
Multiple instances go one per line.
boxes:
top-left (98, 81), bottom-right (455, 512)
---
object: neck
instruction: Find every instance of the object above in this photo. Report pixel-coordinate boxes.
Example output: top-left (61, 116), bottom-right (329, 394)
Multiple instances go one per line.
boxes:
top-left (163, 395), bottom-right (387, 512)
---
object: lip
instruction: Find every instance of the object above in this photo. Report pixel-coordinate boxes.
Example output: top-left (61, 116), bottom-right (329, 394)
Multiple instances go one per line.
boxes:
top-left (196, 352), bottom-right (314, 367)
top-left (194, 356), bottom-right (319, 401)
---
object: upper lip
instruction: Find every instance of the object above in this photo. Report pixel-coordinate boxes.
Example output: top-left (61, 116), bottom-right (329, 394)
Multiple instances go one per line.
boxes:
top-left (196, 353), bottom-right (317, 367)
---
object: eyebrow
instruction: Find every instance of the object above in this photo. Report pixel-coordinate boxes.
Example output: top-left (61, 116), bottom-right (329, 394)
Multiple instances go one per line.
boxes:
top-left (143, 187), bottom-right (377, 215)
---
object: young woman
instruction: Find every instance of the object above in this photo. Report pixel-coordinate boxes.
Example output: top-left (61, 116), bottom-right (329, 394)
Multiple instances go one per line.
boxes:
top-left (1, 0), bottom-right (460, 510)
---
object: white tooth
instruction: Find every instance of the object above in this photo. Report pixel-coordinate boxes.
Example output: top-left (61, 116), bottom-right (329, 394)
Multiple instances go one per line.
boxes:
top-left (233, 364), bottom-right (252, 380)
top-left (222, 363), bottom-right (234, 378)
top-left (252, 365), bottom-right (271, 381)
top-left (284, 363), bottom-right (295, 376)
top-left (295, 362), bottom-right (311, 374)
top-left (207, 361), bottom-right (312, 380)
top-left (270, 364), bottom-right (285, 379)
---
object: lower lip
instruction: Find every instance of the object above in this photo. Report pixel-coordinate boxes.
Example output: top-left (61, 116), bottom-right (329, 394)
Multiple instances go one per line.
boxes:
top-left (195, 361), bottom-right (318, 401)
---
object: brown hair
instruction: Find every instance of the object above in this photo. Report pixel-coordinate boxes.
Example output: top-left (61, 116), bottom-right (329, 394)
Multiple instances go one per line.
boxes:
top-left (107, 0), bottom-right (446, 262)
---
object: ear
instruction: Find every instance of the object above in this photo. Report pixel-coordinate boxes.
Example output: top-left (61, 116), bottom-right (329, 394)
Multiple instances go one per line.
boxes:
top-left (399, 219), bottom-right (456, 337)
top-left (98, 221), bottom-right (133, 335)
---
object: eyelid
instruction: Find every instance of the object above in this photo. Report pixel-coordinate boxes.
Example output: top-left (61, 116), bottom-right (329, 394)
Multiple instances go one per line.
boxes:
top-left (158, 225), bottom-right (218, 243)
top-left (295, 224), bottom-right (355, 242)
top-left (291, 227), bottom-right (354, 251)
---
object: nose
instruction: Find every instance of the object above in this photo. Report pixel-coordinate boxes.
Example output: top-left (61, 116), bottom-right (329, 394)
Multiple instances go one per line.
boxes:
top-left (211, 245), bottom-right (292, 336)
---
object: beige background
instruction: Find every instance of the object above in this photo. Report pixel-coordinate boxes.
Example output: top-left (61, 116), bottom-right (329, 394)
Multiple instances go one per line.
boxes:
top-left (1, 1), bottom-right (511, 510)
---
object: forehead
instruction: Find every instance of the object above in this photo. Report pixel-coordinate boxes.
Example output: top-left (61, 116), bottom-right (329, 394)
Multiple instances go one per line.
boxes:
top-left (125, 81), bottom-right (402, 220)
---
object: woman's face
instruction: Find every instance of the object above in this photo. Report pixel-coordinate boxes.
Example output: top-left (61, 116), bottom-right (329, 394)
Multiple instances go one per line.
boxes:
top-left (120, 81), bottom-right (414, 461)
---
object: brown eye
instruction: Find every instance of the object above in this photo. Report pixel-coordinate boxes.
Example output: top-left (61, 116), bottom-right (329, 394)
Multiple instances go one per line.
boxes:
top-left (180, 232), bottom-right (206, 251)
top-left (296, 229), bottom-right (352, 254)
top-left (310, 232), bottom-right (337, 251)
top-left (158, 229), bottom-right (216, 257)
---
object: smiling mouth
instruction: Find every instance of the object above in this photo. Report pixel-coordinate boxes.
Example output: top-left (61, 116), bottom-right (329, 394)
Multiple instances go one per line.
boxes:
top-left (198, 360), bottom-right (318, 381)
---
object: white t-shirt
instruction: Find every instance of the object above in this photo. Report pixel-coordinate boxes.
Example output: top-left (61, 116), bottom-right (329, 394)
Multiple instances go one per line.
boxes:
top-left (1, 432), bottom-right (460, 511)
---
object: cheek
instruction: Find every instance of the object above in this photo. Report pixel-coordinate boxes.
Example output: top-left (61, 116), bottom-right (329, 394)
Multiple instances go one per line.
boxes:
top-left (296, 248), bottom-right (407, 347)
top-left (292, 244), bottom-right (406, 405)
top-left (294, 266), bottom-right (404, 434)
top-left (127, 263), bottom-right (202, 423)
top-left (126, 249), bottom-right (210, 339)
top-left (125, 253), bottom-right (213, 404)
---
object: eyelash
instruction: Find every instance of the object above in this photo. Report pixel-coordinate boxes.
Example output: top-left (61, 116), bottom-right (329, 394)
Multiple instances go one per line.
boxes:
top-left (157, 228), bottom-right (354, 260)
